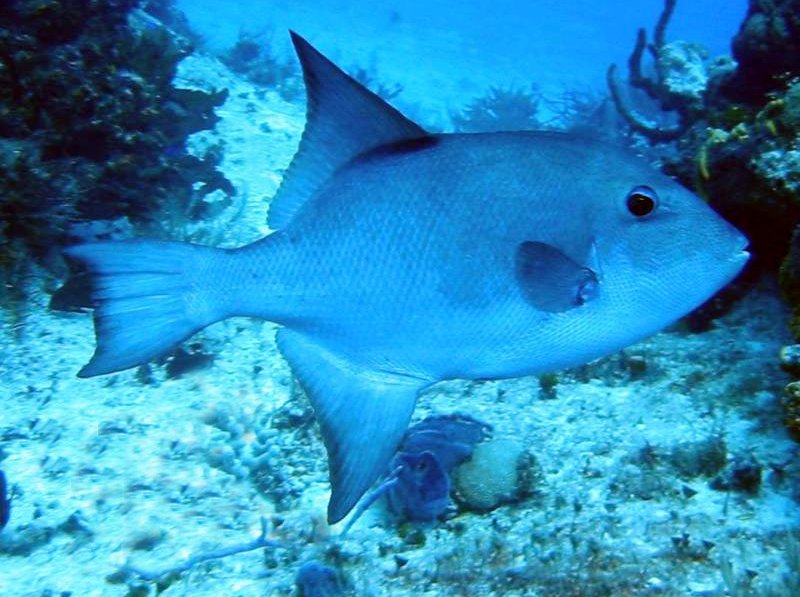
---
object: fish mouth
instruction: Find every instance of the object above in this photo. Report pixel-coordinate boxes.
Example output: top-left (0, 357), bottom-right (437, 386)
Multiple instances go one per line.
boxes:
top-left (729, 227), bottom-right (750, 265)
top-left (735, 238), bottom-right (751, 262)
top-left (731, 243), bottom-right (750, 266)
top-left (728, 245), bottom-right (750, 275)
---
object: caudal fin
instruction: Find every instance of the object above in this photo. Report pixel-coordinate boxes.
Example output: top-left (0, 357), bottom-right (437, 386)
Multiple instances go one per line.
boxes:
top-left (64, 240), bottom-right (227, 378)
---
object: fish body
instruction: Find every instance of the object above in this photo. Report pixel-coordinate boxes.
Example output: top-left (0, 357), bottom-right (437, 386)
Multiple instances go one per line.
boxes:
top-left (66, 33), bottom-right (749, 523)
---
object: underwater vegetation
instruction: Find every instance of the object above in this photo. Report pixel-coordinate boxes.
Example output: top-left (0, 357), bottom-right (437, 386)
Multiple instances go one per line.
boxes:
top-left (0, 0), bottom-right (231, 306)
top-left (452, 85), bottom-right (606, 134)
top-left (452, 86), bottom-right (542, 133)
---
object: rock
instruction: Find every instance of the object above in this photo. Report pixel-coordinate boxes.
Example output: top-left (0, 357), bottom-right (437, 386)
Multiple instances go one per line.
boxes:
top-left (295, 560), bottom-right (343, 597)
top-left (453, 438), bottom-right (537, 512)
top-left (710, 454), bottom-right (762, 494)
top-left (127, 528), bottom-right (167, 551)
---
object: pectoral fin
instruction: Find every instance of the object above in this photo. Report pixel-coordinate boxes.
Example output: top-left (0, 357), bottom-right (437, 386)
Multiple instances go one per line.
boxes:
top-left (514, 241), bottom-right (599, 313)
top-left (276, 329), bottom-right (424, 523)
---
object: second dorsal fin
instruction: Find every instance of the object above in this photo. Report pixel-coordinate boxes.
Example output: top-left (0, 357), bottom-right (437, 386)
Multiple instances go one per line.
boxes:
top-left (268, 32), bottom-right (428, 229)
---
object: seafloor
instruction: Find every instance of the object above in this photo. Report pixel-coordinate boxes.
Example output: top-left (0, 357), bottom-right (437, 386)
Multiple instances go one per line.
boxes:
top-left (1, 49), bottom-right (799, 597)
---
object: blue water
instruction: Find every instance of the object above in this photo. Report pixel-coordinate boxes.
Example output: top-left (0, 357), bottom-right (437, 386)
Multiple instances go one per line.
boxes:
top-left (177, 0), bottom-right (747, 91)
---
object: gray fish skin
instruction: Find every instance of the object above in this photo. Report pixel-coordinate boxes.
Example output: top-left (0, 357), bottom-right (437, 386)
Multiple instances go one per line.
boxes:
top-left (226, 131), bottom-right (746, 380)
top-left (65, 33), bottom-right (749, 524)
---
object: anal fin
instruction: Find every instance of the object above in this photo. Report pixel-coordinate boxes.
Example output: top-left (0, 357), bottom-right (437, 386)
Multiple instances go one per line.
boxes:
top-left (277, 329), bottom-right (425, 524)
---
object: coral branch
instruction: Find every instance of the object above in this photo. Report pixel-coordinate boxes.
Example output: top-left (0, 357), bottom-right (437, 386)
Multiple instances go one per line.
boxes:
top-left (341, 472), bottom-right (401, 537)
top-left (120, 517), bottom-right (283, 582)
top-left (606, 0), bottom-right (690, 142)
top-left (629, 28), bottom-right (659, 99)
top-left (606, 65), bottom-right (685, 141)
top-left (653, 0), bottom-right (677, 50)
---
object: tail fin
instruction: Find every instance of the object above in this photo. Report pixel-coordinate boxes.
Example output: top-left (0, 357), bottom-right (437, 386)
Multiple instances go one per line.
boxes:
top-left (64, 240), bottom-right (227, 378)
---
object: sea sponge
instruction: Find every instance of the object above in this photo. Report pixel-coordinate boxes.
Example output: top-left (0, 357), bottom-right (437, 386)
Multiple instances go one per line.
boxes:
top-left (658, 40), bottom-right (709, 103)
top-left (452, 438), bottom-right (536, 512)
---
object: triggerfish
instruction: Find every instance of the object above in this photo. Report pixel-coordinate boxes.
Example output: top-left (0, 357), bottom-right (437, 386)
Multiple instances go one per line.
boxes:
top-left (65, 32), bottom-right (749, 524)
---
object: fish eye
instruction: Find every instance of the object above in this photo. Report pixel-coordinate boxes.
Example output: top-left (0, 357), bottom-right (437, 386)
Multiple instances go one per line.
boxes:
top-left (626, 186), bottom-right (658, 218)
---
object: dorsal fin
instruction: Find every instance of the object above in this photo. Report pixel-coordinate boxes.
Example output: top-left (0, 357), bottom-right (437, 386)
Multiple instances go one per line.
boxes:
top-left (268, 32), bottom-right (428, 229)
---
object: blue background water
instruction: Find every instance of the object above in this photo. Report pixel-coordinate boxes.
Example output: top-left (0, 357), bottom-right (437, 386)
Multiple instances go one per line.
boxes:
top-left (176, 0), bottom-right (748, 93)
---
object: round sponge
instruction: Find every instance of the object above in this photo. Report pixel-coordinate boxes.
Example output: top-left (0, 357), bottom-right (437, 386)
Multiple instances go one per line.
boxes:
top-left (453, 438), bottom-right (536, 512)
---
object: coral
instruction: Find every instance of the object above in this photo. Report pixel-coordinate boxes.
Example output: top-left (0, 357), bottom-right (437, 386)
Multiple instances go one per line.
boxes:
top-left (452, 438), bottom-right (537, 512)
top-left (140, 0), bottom-right (200, 46)
top-left (606, 0), bottom-right (694, 141)
top-left (162, 345), bottom-right (214, 379)
top-left (781, 381), bottom-right (800, 442)
top-left (385, 451), bottom-right (450, 522)
top-left (538, 372), bottom-right (559, 400)
top-left (202, 392), bottom-right (327, 511)
top-left (456, 85), bottom-right (605, 135)
top-left (722, 0), bottom-right (800, 104)
top-left (780, 218), bottom-right (800, 338)
top-left (220, 31), bottom-right (301, 100)
top-left (780, 344), bottom-right (800, 376)
top-left (658, 41), bottom-right (709, 101)
top-left (385, 414), bottom-right (491, 521)
top-left (0, 1), bottom-right (231, 298)
top-left (452, 86), bottom-right (542, 132)
top-left (753, 147), bottom-right (800, 193)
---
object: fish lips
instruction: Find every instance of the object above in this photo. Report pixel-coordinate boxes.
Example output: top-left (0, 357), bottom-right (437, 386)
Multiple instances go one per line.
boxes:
top-left (730, 229), bottom-right (751, 269)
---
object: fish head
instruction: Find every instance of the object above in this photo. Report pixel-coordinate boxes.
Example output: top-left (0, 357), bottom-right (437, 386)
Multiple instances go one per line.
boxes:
top-left (584, 149), bottom-right (749, 336)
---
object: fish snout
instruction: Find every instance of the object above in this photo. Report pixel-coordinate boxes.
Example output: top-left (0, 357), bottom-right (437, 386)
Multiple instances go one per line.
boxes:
top-left (726, 222), bottom-right (751, 266)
